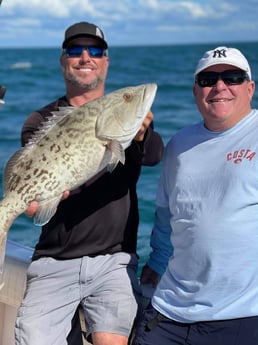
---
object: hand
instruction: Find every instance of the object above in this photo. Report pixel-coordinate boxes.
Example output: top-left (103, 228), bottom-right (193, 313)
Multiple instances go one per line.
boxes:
top-left (134, 110), bottom-right (153, 142)
top-left (26, 201), bottom-right (39, 218)
top-left (140, 264), bottom-right (160, 288)
top-left (25, 191), bottom-right (70, 218)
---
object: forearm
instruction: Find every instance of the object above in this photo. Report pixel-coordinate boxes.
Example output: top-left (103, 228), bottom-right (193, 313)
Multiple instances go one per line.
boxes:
top-left (146, 206), bottom-right (173, 276)
top-left (128, 126), bottom-right (164, 166)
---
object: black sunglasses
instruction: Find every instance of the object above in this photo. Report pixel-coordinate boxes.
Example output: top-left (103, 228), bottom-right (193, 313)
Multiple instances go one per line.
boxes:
top-left (63, 45), bottom-right (106, 58)
top-left (195, 70), bottom-right (249, 88)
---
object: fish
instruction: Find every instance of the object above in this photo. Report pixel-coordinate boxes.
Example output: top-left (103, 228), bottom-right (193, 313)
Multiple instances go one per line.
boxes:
top-left (0, 83), bottom-right (157, 275)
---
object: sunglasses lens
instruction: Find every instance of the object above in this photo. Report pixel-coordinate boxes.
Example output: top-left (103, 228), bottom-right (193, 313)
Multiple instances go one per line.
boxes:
top-left (222, 72), bottom-right (247, 85)
top-left (66, 46), bottom-right (83, 57)
top-left (197, 73), bottom-right (218, 87)
top-left (196, 71), bottom-right (248, 88)
top-left (65, 46), bottom-right (105, 58)
top-left (88, 46), bottom-right (104, 57)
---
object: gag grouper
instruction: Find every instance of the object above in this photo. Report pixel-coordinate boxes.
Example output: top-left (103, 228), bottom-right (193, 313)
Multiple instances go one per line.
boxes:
top-left (0, 83), bottom-right (157, 276)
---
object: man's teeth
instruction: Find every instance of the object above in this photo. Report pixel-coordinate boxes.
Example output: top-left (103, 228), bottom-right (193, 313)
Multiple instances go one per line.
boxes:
top-left (209, 99), bottom-right (228, 103)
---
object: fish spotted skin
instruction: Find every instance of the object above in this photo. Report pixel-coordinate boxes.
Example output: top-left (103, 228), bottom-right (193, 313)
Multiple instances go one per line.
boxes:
top-left (0, 83), bottom-right (157, 275)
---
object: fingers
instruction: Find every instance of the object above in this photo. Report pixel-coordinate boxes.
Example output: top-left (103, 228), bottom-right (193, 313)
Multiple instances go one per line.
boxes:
top-left (26, 201), bottom-right (39, 218)
top-left (25, 191), bottom-right (70, 218)
top-left (62, 190), bottom-right (70, 200)
top-left (134, 110), bottom-right (154, 141)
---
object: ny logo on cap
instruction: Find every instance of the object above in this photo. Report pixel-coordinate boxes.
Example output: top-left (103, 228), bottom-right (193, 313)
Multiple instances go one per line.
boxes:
top-left (213, 49), bottom-right (227, 58)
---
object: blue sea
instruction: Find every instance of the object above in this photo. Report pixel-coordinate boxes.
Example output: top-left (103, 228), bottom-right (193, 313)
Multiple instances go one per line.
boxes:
top-left (1, 42), bottom-right (258, 273)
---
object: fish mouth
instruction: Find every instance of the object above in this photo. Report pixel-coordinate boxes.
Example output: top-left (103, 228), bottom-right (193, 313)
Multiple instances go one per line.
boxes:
top-left (138, 85), bottom-right (154, 116)
top-left (142, 83), bottom-right (157, 107)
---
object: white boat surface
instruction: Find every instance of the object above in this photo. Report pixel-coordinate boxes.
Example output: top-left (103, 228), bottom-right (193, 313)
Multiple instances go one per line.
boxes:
top-left (0, 240), bottom-right (33, 345)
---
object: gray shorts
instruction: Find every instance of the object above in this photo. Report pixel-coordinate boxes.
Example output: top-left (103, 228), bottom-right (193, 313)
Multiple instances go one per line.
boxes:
top-left (15, 252), bottom-right (141, 345)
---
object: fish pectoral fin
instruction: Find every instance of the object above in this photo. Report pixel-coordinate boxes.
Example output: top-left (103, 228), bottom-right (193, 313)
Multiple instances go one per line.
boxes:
top-left (108, 140), bottom-right (125, 164)
top-left (107, 156), bottom-right (120, 173)
top-left (34, 195), bottom-right (63, 226)
top-left (0, 231), bottom-right (7, 275)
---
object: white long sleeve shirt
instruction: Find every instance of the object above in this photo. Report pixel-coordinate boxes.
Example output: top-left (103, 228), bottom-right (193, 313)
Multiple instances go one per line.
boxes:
top-left (152, 109), bottom-right (258, 322)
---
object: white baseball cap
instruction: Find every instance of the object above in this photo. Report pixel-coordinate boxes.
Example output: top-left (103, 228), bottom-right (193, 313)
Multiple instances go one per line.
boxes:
top-left (194, 46), bottom-right (251, 79)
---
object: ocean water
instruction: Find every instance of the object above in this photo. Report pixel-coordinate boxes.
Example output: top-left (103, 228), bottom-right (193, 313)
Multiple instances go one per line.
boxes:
top-left (0, 42), bottom-right (258, 273)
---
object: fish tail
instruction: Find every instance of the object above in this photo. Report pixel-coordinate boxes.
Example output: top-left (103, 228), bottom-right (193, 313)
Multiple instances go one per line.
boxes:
top-left (0, 198), bottom-right (23, 278)
top-left (0, 270), bottom-right (4, 290)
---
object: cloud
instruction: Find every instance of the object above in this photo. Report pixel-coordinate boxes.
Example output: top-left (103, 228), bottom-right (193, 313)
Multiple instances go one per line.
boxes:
top-left (3, 0), bottom-right (92, 17)
top-left (2, 0), bottom-right (130, 18)
top-left (0, 0), bottom-right (257, 47)
top-left (0, 0), bottom-right (238, 20)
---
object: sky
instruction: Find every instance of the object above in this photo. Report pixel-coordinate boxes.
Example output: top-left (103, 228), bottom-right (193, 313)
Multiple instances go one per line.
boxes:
top-left (0, 0), bottom-right (257, 48)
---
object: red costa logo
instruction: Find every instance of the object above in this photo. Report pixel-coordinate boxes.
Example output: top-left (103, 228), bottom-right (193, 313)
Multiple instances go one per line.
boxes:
top-left (227, 149), bottom-right (256, 164)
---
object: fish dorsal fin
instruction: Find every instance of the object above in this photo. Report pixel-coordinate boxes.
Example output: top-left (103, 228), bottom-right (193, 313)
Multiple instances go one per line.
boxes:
top-left (26, 107), bottom-right (75, 146)
top-left (2, 106), bottom-right (71, 191)
top-left (3, 148), bottom-right (31, 194)
top-left (51, 106), bottom-right (75, 117)
top-left (34, 194), bottom-right (63, 226)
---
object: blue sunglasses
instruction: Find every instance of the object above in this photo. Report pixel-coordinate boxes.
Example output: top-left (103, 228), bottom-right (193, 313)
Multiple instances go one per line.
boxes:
top-left (63, 45), bottom-right (106, 58)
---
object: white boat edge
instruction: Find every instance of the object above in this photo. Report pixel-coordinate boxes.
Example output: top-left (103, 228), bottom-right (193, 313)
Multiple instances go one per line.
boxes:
top-left (0, 240), bottom-right (33, 345)
top-left (0, 240), bottom-right (154, 345)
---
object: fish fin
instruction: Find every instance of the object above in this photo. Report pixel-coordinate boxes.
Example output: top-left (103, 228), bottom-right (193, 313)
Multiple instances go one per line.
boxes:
top-left (3, 148), bottom-right (25, 192)
top-left (34, 194), bottom-right (63, 226)
top-left (108, 140), bottom-right (125, 164)
top-left (0, 231), bottom-right (7, 275)
top-left (51, 106), bottom-right (75, 117)
top-left (107, 156), bottom-right (120, 173)
top-left (25, 107), bottom-right (75, 146)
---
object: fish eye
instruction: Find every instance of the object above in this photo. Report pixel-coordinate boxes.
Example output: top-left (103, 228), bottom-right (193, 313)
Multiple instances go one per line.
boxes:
top-left (123, 93), bottom-right (133, 102)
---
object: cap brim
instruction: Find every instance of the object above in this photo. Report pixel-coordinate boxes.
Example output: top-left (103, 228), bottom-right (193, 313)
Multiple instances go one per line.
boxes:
top-left (195, 61), bottom-right (249, 77)
top-left (62, 34), bottom-right (108, 49)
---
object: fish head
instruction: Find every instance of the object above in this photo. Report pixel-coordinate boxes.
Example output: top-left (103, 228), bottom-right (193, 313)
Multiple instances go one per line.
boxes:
top-left (96, 83), bottom-right (157, 148)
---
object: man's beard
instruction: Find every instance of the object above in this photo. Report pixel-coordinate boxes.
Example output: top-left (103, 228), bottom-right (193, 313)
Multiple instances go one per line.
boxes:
top-left (65, 72), bottom-right (104, 91)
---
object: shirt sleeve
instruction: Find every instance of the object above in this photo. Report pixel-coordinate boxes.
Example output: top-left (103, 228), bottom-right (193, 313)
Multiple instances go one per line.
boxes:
top-left (146, 141), bottom-right (174, 275)
top-left (127, 124), bottom-right (164, 166)
top-left (147, 206), bottom-right (173, 276)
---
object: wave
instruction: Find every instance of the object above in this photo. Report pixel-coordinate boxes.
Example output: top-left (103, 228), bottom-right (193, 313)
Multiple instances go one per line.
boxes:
top-left (9, 62), bottom-right (32, 70)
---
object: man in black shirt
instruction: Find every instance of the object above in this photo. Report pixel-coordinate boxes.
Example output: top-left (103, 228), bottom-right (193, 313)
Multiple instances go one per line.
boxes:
top-left (15, 21), bottom-right (163, 345)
